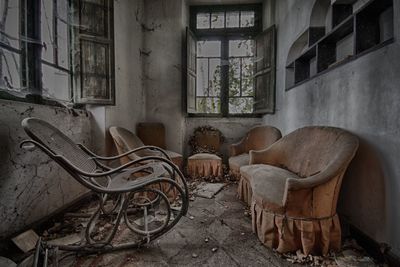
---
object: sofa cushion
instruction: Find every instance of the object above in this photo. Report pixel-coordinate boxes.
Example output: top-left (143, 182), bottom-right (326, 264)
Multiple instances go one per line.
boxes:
top-left (241, 164), bottom-right (300, 211)
top-left (229, 153), bottom-right (250, 172)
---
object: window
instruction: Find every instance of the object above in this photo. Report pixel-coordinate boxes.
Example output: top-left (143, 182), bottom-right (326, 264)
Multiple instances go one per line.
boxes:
top-left (0, 0), bottom-right (115, 106)
top-left (186, 4), bottom-right (276, 116)
top-left (72, 0), bottom-right (115, 105)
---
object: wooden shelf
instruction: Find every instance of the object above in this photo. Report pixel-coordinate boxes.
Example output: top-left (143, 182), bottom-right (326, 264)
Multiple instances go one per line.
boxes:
top-left (287, 0), bottom-right (393, 88)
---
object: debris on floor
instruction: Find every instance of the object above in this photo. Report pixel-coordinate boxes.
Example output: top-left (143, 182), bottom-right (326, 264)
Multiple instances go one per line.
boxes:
top-left (280, 239), bottom-right (380, 266)
top-left (193, 182), bottom-right (225, 199)
top-left (0, 256), bottom-right (17, 267)
top-left (11, 229), bottom-right (39, 253)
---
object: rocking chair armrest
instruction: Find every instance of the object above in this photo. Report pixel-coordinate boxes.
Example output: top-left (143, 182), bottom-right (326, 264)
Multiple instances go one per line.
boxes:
top-left (78, 144), bottom-right (171, 161)
top-left (20, 140), bottom-right (57, 157)
top-left (54, 154), bottom-right (180, 178)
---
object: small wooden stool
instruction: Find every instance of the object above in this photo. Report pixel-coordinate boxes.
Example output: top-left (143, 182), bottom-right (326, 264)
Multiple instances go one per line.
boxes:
top-left (187, 153), bottom-right (222, 178)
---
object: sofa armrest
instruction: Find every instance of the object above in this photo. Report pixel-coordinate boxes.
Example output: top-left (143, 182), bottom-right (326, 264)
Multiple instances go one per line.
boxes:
top-left (230, 137), bottom-right (246, 156)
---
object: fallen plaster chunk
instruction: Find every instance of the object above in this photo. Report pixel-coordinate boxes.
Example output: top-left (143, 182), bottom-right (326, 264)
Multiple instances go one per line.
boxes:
top-left (0, 256), bottom-right (17, 267)
top-left (47, 233), bottom-right (81, 246)
top-left (194, 182), bottom-right (225, 199)
top-left (11, 229), bottom-right (39, 253)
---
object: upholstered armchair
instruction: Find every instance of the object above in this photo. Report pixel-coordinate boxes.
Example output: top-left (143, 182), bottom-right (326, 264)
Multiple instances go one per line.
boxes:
top-left (230, 125), bottom-right (281, 184)
top-left (109, 126), bottom-right (183, 170)
top-left (239, 126), bottom-right (358, 255)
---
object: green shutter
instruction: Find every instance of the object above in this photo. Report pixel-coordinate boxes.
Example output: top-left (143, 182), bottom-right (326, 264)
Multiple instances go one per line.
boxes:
top-left (186, 27), bottom-right (197, 114)
top-left (72, 0), bottom-right (115, 105)
top-left (254, 25), bottom-right (276, 114)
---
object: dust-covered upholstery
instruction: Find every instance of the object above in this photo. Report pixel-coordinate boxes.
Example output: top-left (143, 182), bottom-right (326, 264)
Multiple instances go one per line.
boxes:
top-left (241, 126), bottom-right (359, 256)
top-left (230, 126), bottom-right (281, 204)
top-left (109, 126), bottom-right (183, 170)
top-left (229, 126), bottom-right (282, 180)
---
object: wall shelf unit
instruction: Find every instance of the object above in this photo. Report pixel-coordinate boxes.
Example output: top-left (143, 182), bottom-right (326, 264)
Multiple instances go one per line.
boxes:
top-left (286, 0), bottom-right (394, 90)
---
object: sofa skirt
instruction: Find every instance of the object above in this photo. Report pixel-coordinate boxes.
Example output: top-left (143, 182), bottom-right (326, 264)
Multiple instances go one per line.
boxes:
top-left (237, 177), bottom-right (252, 205)
top-left (251, 201), bottom-right (341, 256)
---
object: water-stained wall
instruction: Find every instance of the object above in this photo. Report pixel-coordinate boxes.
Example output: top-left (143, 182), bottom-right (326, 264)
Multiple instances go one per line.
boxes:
top-left (264, 0), bottom-right (400, 257)
top-left (0, 100), bottom-right (91, 239)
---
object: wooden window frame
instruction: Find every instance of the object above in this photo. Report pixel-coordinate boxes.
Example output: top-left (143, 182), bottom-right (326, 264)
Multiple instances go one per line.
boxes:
top-left (187, 4), bottom-right (264, 118)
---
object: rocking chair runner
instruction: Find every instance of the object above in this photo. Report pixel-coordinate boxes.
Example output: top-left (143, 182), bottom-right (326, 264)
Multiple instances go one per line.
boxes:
top-left (20, 117), bottom-right (189, 253)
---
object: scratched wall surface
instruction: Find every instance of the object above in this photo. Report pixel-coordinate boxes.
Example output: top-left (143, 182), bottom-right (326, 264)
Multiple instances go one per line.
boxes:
top-left (0, 99), bottom-right (91, 239)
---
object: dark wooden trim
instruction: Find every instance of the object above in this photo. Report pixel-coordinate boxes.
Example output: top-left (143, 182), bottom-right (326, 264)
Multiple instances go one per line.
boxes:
top-left (189, 4), bottom-right (262, 38)
top-left (287, 0), bottom-right (394, 90)
top-left (285, 38), bottom-right (394, 92)
top-left (349, 224), bottom-right (400, 267)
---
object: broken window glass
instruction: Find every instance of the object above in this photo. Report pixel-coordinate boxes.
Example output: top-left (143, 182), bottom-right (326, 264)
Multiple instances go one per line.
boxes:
top-left (240, 11), bottom-right (255, 27)
top-left (211, 12), bottom-right (224, 29)
top-left (197, 13), bottom-right (210, 29)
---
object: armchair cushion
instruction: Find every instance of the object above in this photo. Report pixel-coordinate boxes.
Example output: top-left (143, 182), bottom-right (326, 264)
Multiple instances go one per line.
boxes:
top-left (230, 126), bottom-right (281, 179)
top-left (228, 153), bottom-right (250, 174)
top-left (251, 165), bottom-right (300, 213)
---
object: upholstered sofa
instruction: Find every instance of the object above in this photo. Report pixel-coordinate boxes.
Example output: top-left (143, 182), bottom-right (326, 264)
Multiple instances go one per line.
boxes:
top-left (239, 126), bottom-right (358, 255)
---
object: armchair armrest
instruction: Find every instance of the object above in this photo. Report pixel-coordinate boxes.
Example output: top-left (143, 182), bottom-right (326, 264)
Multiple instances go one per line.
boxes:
top-left (285, 156), bottom-right (348, 191)
top-left (249, 147), bottom-right (281, 165)
top-left (230, 137), bottom-right (247, 156)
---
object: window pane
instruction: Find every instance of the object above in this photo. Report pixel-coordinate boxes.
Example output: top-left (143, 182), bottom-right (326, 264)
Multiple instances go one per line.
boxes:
top-left (0, 50), bottom-right (21, 91)
top-left (196, 58), bottom-right (208, 96)
top-left (81, 40), bottom-right (109, 98)
top-left (209, 59), bottom-right (221, 96)
top-left (42, 65), bottom-right (70, 101)
top-left (226, 11), bottom-right (239, 28)
top-left (197, 97), bottom-right (220, 114)
top-left (211, 12), bottom-right (224, 29)
top-left (240, 11), bottom-right (255, 27)
top-left (242, 57), bottom-right (254, 96)
top-left (80, 0), bottom-right (107, 36)
top-left (57, 0), bottom-right (70, 69)
top-left (0, 0), bottom-right (19, 49)
top-left (229, 40), bottom-right (254, 57)
top-left (41, 0), bottom-right (55, 62)
top-left (229, 97), bottom-right (254, 114)
top-left (197, 41), bottom-right (221, 57)
top-left (228, 58), bottom-right (240, 97)
top-left (197, 13), bottom-right (210, 29)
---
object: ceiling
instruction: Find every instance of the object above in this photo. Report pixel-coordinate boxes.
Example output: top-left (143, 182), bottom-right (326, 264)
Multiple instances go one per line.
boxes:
top-left (186, 0), bottom-right (263, 5)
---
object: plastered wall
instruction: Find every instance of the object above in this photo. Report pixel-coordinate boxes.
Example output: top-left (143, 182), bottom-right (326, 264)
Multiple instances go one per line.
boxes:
top-left (263, 0), bottom-right (400, 256)
top-left (0, 100), bottom-right (91, 239)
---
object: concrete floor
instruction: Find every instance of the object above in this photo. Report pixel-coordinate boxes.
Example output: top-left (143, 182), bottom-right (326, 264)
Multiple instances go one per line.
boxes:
top-left (60, 184), bottom-right (301, 267)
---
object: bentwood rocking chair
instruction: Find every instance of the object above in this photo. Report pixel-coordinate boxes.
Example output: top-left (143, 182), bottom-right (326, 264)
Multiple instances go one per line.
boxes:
top-left (20, 117), bottom-right (189, 254)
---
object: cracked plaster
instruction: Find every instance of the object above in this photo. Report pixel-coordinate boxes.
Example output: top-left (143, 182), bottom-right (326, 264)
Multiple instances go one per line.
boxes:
top-left (0, 99), bottom-right (91, 239)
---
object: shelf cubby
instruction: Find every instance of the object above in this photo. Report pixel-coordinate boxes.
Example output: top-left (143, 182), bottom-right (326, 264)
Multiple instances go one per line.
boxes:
top-left (285, 0), bottom-right (394, 90)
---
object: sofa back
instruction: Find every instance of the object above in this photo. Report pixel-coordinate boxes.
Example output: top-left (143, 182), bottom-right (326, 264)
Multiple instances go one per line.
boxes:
top-left (272, 126), bottom-right (358, 178)
top-left (245, 126), bottom-right (282, 152)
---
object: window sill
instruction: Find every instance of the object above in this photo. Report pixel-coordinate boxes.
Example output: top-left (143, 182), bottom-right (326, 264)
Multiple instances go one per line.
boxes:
top-left (186, 113), bottom-right (263, 118)
top-left (0, 90), bottom-right (86, 110)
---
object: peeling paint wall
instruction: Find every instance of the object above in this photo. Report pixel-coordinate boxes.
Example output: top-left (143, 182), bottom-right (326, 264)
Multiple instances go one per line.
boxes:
top-left (142, 0), bottom-right (186, 154)
top-left (0, 99), bottom-right (91, 239)
top-left (265, 0), bottom-right (400, 256)
top-left (142, 0), bottom-right (263, 157)
top-left (105, 0), bottom-right (146, 154)
top-left (89, 0), bottom-right (146, 156)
